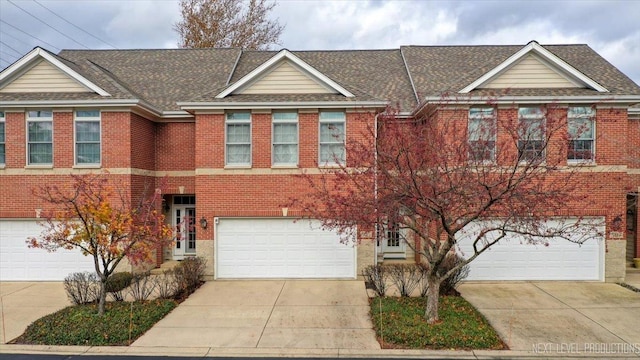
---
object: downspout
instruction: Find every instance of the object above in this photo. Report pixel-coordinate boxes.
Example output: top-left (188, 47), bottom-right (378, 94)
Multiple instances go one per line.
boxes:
top-left (373, 112), bottom-right (380, 265)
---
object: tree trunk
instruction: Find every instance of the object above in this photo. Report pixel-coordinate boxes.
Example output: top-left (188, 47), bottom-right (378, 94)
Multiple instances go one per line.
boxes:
top-left (425, 275), bottom-right (441, 324)
top-left (98, 278), bottom-right (107, 316)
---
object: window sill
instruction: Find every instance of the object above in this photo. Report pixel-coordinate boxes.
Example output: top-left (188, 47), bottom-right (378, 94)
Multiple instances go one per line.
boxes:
top-left (0, 165), bottom-right (5, 170)
top-left (25, 165), bottom-right (54, 169)
top-left (224, 165), bottom-right (252, 170)
top-left (567, 160), bottom-right (596, 167)
top-left (271, 164), bottom-right (299, 169)
top-left (318, 163), bottom-right (345, 169)
top-left (73, 164), bottom-right (101, 169)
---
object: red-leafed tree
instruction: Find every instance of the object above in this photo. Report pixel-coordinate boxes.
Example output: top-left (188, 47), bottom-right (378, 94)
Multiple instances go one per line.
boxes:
top-left (293, 99), bottom-right (605, 324)
top-left (28, 173), bottom-right (173, 315)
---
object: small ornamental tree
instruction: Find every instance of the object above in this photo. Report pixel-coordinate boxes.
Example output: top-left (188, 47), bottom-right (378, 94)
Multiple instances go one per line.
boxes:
top-left (293, 98), bottom-right (606, 324)
top-left (28, 173), bottom-right (173, 315)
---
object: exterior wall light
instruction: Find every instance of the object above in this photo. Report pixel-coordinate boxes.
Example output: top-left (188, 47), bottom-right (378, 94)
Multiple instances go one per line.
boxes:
top-left (199, 217), bottom-right (208, 229)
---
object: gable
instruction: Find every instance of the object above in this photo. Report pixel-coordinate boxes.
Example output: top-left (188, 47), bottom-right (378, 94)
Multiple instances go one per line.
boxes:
top-left (460, 41), bottom-right (608, 93)
top-left (239, 60), bottom-right (334, 95)
top-left (480, 54), bottom-right (579, 89)
top-left (0, 59), bottom-right (92, 93)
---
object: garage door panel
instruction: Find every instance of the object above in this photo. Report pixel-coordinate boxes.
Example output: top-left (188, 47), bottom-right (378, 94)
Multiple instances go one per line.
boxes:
top-left (216, 218), bottom-right (355, 279)
top-left (1, 220), bottom-right (95, 281)
top-left (456, 218), bottom-right (603, 281)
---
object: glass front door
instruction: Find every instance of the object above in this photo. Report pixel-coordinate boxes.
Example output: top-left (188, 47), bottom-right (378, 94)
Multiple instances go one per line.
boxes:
top-left (173, 206), bottom-right (196, 259)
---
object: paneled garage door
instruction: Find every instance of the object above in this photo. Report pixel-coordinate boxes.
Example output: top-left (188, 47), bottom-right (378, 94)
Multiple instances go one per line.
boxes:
top-left (216, 218), bottom-right (356, 279)
top-left (456, 218), bottom-right (604, 281)
top-left (0, 220), bottom-right (95, 281)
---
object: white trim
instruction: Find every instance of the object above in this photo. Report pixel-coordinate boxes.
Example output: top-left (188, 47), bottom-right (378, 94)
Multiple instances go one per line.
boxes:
top-left (272, 111), bottom-right (299, 167)
top-left (0, 47), bottom-right (111, 96)
top-left (225, 111), bottom-right (252, 167)
top-left (26, 109), bottom-right (54, 166)
top-left (73, 110), bottom-right (102, 167)
top-left (215, 50), bottom-right (355, 98)
top-left (421, 95), bottom-right (640, 105)
top-left (180, 101), bottom-right (386, 111)
top-left (318, 110), bottom-right (347, 166)
top-left (459, 41), bottom-right (608, 93)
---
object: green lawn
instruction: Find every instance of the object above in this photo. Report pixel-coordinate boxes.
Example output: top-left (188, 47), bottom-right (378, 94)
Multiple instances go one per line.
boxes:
top-left (370, 296), bottom-right (506, 350)
top-left (13, 300), bottom-right (177, 346)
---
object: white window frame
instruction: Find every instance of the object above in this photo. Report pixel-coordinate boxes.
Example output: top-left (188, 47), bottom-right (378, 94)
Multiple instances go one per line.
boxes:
top-left (26, 110), bottom-right (53, 166)
top-left (225, 112), bottom-right (252, 167)
top-left (272, 111), bottom-right (299, 167)
top-left (74, 110), bottom-right (101, 167)
top-left (468, 107), bottom-right (497, 162)
top-left (0, 111), bottom-right (5, 166)
top-left (567, 106), bottom-right (596, 163)
top-left (318, 111), bottom-right (346, 166)
top-left (518, 106), bottom-right (546, 162)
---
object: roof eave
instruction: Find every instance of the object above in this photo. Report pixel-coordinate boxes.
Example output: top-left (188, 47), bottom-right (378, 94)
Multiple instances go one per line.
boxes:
top-left (178, 100), bottom-right (388, 111)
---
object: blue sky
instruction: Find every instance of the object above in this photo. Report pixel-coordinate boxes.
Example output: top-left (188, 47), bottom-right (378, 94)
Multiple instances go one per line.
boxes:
top-left (1, 0), bottom-right (639, 85)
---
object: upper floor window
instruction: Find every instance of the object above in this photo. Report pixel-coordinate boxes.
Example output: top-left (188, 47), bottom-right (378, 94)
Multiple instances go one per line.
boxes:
top-left (75, 110), bottom-right (101, 165)
top-left (319, 111), bottom-right (346, 165)
top-left (468, 107), bottom-right (496, 162)
top-left (27, 110), bottom-right (53, 165)
top-left (518, 107), bottom-right (545, 162)
top-left (226, 112), bottom-right (251, 166)
top-left (567, 106), bottom-right (595, 162)
top-left (272, 112), bottom-right (298, 166)
top-left (0, 111), bottom-right (5, 165)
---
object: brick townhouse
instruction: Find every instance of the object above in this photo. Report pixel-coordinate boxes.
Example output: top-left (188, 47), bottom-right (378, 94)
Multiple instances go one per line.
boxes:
top-left (0, 41), bottom-right (639, 282)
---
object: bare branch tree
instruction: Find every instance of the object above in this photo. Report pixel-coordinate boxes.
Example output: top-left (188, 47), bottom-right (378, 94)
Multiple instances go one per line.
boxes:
top-left (174, 0), bottom-right (284, 49)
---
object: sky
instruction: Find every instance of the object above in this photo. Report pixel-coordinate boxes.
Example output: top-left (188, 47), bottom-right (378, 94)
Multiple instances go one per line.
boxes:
top-left (0, 0), bottom-right (639, 85)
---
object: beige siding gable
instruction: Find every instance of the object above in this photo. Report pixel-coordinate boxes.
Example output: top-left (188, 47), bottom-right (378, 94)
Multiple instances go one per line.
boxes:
top-left (238, 61), bottom-right (335, 94)
top-left (0, 59), bottom-right (91, 93)
top-left (481, 54), bottom-right (580, 89)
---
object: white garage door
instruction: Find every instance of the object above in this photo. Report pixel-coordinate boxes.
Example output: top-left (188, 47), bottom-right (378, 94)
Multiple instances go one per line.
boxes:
top-left (0, 220), bottom-right (95, 281)
top-left (456, 218), bottom-right (604, 281)
top-left (216, 218), bottom-right (356, 279)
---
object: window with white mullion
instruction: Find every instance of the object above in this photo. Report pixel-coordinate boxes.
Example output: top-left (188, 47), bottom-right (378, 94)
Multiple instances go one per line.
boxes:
top-left (226, 112), bottom-right (251, 166)
top-left (319, 111), bottom-right (346, 165)
top-left (518, 107), bottom-right (546, 162)
top-left (0, 111), bottom-right (5, 165)
top-left (27, 110), bottom-right (53, 165)
top-left (75, 110), bottom-right (101, 165)
top-left (272, 112), bottom-right (298, 166)
top-left (567, 106), bottom-right (595, 162)
top-left (468, 107), bottom-right (496, 162)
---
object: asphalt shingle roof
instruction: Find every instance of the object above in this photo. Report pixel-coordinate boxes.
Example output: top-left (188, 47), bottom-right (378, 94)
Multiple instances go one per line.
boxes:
top-left (1, 44), bottom-right (639, 113)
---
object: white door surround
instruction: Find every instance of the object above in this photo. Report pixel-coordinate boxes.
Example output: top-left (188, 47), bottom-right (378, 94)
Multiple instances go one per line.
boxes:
top-left (173, 206), bottom-right (196, 260)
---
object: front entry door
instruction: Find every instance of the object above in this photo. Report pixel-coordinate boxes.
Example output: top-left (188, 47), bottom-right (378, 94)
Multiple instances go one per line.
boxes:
top-left (382, 222), bottom-right (406, 258)
top-left (173, 206), bottom-right (196, 260)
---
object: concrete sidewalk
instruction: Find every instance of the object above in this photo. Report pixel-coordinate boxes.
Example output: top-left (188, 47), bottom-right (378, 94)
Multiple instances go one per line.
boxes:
top-left (458, 281), bottom-right (640, 357)
top-left (132, 280), bottom-right (380, 350)
top-left (625, 271), bottom-right (640, 290)
top-left (0, 282), bottom-right (71, 344)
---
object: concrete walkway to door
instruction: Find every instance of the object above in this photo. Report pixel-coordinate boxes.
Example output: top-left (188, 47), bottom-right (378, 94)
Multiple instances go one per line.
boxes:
top-left (131, 280), bottom-right (380, 351)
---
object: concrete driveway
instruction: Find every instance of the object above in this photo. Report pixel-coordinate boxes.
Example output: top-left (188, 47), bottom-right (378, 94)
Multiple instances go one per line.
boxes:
top-left (132, 280), bottom-right (380, 350)
top-left (0, 282), bottom-right (71, 344)
top-left (458, 281), bottom-right (640, 355)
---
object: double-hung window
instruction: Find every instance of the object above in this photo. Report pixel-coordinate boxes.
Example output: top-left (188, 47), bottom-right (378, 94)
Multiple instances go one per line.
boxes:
top-left (27, 110), bottom-right (53, 165)
top-left (468, 107), bottom-right (496, 162)
top-left (319, 111), bottom-right (346, 165)
top-left (0, 111), bottom-right (5, 166)
top-left (75, 110), bottom-right (101, 165)
top-left (567, 106), bottom-right (595, 162)
top-left (272, 112), bottom-right (298, 166)
top-left (518, 107), bottom-right (545, 162)
top-left (225, 112), bottom-right (251, 166)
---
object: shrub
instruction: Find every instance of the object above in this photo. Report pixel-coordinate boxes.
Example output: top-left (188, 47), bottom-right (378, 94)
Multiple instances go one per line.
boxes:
top-left (128, 272), bottom-right (157, 302)
top-left (63, 272), bottom-right (99, 305)
top-left (387, 264), bottom-right (422, 297)
top-left (362, 264), bottom-right (388, 297)
top-left (419, 254), bottom-right (470, 296)
top-left (105, 271), bottom-right (133, 301)
top-left (156, 269), bottom-right (178, 299)
top-left (174, 256), bottom-right (206, 296)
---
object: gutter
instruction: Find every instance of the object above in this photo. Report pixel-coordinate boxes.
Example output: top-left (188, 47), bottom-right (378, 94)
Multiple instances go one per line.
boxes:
top-left (178, 100), bottom-right (389, 111)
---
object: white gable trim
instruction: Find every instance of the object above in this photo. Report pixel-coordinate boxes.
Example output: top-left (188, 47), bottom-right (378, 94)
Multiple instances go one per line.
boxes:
top-left (216, 49), bottom-right (354, 98)
top-left (459, 41), bottom-right (608, 93)
top-left (0, 47), bottom-right (111, 97)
